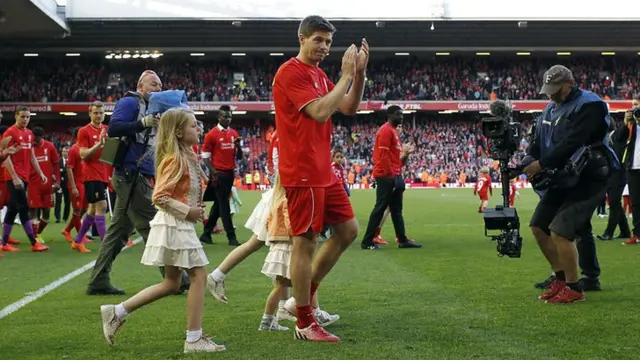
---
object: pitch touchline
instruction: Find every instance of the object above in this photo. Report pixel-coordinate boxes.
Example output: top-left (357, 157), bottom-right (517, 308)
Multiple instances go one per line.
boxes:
top-left (0, 237), bottom-right (144, 320)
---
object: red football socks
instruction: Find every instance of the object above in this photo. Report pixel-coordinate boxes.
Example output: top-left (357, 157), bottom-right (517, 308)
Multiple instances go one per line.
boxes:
top-left (295, 305), bottom-right (315, 329)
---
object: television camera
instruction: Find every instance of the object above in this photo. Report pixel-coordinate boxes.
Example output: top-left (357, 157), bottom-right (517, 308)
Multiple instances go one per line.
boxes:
top-left (480, 100), bottom-right (524, 258)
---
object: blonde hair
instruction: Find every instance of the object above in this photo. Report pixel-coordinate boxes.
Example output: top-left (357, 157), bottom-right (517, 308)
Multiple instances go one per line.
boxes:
top-left (155, 107), bottom-right (195, 190)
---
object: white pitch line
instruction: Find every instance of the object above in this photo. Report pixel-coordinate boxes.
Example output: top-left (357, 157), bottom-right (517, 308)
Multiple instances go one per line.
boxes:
top-left (0, 236), bottom-right (143, 320)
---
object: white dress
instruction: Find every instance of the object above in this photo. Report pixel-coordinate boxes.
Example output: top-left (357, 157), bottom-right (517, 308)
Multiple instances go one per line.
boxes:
top-left (140, 158), bottom-right (208, 269)
top-left (243, 187), bottom-right (291, 280)
top-left (244, 188), bottom-right (274, 242)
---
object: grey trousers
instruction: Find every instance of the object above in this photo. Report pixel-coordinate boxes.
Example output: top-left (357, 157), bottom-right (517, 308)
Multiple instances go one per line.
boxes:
top-left (88, 172), bottom-right (189, 290)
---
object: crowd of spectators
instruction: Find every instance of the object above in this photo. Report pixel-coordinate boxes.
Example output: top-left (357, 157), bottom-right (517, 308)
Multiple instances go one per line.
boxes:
top-left (1, 55), bottom-right (640, 103)
top-left (44, 115), bottom-right (525, 186)
top-left (6, 54), bottom-right (621, 185)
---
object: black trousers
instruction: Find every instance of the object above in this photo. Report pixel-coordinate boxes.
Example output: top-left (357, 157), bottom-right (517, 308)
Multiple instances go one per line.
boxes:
top-left (361, 175), bottom-right (408, 246)
top-left (54, 186), bottom-right (70, 221)
top-left (203, 170), bottom-right (236, 242)
top-left (627, 170), bottom-right (640, 237)
top-left (603, 169), bottom-right (630, 236)
top-left (596, 197), bottom-right (607, 215)
top-left (576, 220), bottom-right (600, 279)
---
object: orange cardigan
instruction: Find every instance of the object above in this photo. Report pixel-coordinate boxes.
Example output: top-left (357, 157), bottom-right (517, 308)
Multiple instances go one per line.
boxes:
top-left (152, 153), bottom-right (200, 221)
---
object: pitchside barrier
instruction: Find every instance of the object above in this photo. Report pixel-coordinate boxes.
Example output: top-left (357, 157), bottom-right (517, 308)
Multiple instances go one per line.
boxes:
top-left (245, 182), bottom-right (533, 191)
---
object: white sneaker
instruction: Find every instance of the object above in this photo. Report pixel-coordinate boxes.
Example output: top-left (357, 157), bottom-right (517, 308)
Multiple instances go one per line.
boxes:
top-left (314, 308), bottom-right (340, 327)
top-left (258, 318), bottom-right (289, 331)
top-left (277, 306), bottom-right (297, 322)
top-left (282, 297), bottom-right (339, 327)
top-left (100, 305), bottom-right (126, 345)
top-left (283, 297), bottom-right (296, 315)
top-left (206, 274), bottom-right (228, 304)
top-left (184, 335), bottom-right (226, 353)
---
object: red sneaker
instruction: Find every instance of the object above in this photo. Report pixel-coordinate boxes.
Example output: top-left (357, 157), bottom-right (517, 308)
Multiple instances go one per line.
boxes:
top-left (294, 322), bottom-right (340, 343)
top-left (31, 242), bottom-right (49, 252)
top-left (623, 235), bottom-right (639, 245)
top-left (373, 236), bottom-right (388, 245)
top-left (538, 280), bottom-right (566, 300)
top-left (61, 230), bottom-right (73, 242)
top-left (545, 286), bottom-right (585, 304)
top-left (7, 237), bottom-right (20, 245)
top-left (1, 244), bottom-right (19, 252)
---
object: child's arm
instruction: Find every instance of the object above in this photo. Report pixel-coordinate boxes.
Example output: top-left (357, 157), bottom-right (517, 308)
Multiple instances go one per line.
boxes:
top-left (153, 156), bottom-right (191, 220)
top-left (231, 187), bottom-right (242, 206)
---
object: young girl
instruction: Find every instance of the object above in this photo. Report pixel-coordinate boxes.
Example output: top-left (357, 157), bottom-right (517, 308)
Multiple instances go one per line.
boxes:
top-left (99, 107), bottom-right (226, 353)
top-left (259, 175), bottom-right (292, 331)
top-left (265, 176), bottom-right (339, 340)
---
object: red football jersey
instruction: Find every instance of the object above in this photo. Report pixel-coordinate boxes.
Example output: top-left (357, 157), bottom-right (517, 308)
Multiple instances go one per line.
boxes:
top-left (77, 123), bottom-right (109, 183)
top-left (474, 174), bottom-right (492, 196)
top-left (3, 125), bottom-right (34, 182)
top-left (67, 144), bottom-right (83, 189)
top-left (331, 162), bottom-right (346, 185)
top-left (30, 139), bottom-right (59, 186)
top-left (273, 57), bottom-right (335, 187)
top-left (267, 130), bottom-right (279, 175)
top-left (372, 122), bottom-right (402, 179)
top-left (202, 125), bottom-right (239, 171)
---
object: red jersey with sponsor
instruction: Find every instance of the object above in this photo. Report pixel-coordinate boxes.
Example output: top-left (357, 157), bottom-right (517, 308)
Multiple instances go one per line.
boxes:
top-left (331, 162), bottom-right (346, 185)
top-left (30, 139), bottom-right (59, 187)
top-left (474, 174), bottom-right (493, 196)
top-left (3, 125), bottom-right (34, 182)
top-left (273, 57), bottom-right (335, 187)
top-left (202, 125), bottom-right (239, 171)
top-left (267, 130), bottom-right (279, 175)
top-left (373, 122), bottom-right (402, 179)
top-left (509, 183), bottom-right (518, 206)
top-left (67, 144), bottom-right (83, 189)
top-left (77, 123), bottom-right (109, 183)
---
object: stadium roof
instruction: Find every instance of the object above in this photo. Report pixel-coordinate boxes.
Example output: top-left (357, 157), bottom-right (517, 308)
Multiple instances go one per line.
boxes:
top-left (0, 0), bottom-right (69, 37)
top-left (0, 19), bottom-right (638, 54)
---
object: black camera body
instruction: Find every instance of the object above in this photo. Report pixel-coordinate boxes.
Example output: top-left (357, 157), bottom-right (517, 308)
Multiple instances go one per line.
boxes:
top-left (480, 100), bottom-right (524, 258)
top-left (481, 101), bottom-right (523, 161)
top-left (526, 145), bottom-right (592, 192)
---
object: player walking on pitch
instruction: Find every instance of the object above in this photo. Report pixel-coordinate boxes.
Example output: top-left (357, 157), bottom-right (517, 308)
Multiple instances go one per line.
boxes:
top-left (272, 15), bottom-right (367, 342)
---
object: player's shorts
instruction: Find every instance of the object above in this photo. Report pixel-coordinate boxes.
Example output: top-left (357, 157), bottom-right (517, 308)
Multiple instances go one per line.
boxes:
top-left (28, 185), bottom-right (54, 209)
top-left (0, 181), bottom-right (9, 208)
top-left (84, 181), bottom-right (108, 203)
top-left (284, 180), bottom-right (355, 236)
top-left (70, 184), bottom-right (87, 211)
top-left (478, 193), bottom-right (489, 201)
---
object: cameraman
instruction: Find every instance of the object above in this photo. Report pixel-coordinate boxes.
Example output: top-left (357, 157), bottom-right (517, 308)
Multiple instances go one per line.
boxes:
top-left (523, 65), bottom-right (618, 304)
top-left (617, 94), bottom-right (640, 245)
top-left (598, 115), bottom-right (630, 241)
